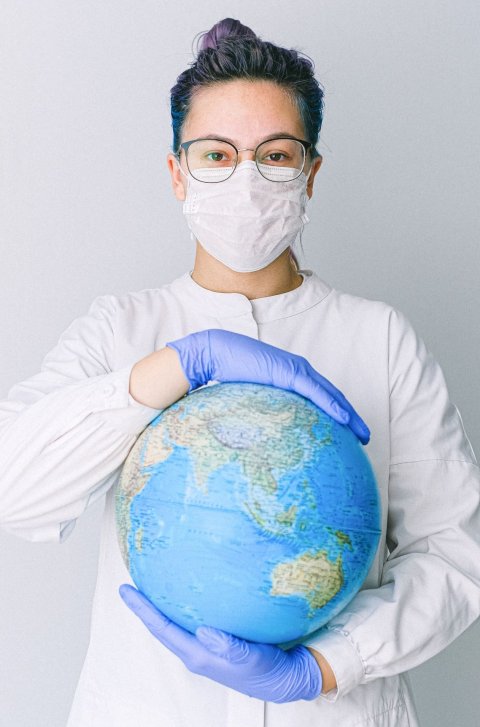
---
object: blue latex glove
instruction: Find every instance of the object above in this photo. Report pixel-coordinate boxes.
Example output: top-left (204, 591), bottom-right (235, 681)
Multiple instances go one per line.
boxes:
top-left (119, 584), bottom-right (322, 703)
top-left (166, 328), bottom-right (370, 444)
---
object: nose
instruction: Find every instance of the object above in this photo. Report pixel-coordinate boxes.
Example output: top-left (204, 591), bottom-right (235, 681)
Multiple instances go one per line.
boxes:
top-left (236, 147), bottom-right (256, 162)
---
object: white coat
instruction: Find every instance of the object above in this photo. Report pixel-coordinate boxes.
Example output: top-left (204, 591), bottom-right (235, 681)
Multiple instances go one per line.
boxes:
top-left (1, 268), bottom-right (479, 727)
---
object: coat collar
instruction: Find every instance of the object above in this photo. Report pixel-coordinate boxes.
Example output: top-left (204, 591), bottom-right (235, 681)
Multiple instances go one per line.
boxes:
top-left (170, 268), bottom-right (332, 323)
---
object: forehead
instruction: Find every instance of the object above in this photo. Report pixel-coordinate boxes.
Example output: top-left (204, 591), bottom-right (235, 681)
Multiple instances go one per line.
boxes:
top-left (183, 79), bottom-right (305, 145)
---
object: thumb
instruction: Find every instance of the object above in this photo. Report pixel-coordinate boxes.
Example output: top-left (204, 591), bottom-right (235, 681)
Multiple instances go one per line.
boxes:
top-left (196, 626), bottom-right (250, 663)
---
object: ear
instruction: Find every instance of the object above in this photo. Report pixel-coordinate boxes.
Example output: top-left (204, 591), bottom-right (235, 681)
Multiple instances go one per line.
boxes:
top-left (167, 153), bottom-right (187, 201)
top-left (306, 155), bottom-right (323, 199)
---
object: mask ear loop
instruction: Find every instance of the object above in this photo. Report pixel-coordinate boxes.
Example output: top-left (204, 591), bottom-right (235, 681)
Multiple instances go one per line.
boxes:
top-left (292, 167), bottom-right (312, 269)
top-left (174, 156), bottom-right (197, 243)
top-left (300, 145), bottom-right (321, 246)
top-left (175, 155), bottom-right (195, 207)
top-left (175, 155), bottom-right (190, 180)
top-left (292, 218), bottom-right (307, 271)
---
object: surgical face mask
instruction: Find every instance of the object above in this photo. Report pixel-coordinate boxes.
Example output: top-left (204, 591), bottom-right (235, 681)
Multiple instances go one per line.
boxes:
top-left (178, 159), bottom-right (310, 273)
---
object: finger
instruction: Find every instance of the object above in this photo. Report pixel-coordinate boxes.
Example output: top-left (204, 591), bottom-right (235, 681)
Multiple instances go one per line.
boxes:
top-left (299, 379), bottom-right (370, 444)
top-left (349, 417), bottom-right (371, 445)
top-left (119, 585), bottom-right (198, 663)
top-left (328, 394), bottom-right (370, 443)
top-left (196, 626), bottom-right (250, 663)
top-left (294, 377), bottom-right (350, 424)
top-left (303, 365), bottom-right (371, 444)
top-left (119, 584), bottom-right (172, 634)
top-left (306, 372), bottom-right (355, 420)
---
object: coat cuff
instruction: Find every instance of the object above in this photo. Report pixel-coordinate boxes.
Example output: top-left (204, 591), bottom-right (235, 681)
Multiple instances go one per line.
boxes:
top-left (303, 627), bottom-right (366, 702)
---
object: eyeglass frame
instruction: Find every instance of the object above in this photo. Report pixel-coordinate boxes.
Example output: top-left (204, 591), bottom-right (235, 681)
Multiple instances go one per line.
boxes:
top-left (175, 135), bottom-right (313, 183)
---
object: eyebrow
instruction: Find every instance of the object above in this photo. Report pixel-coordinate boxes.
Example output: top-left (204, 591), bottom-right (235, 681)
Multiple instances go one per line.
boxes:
top-left (199, 132), bottom-right (301, 145)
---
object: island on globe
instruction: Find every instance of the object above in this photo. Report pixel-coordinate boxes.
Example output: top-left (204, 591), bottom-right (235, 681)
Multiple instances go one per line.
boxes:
top-left (115, 381), bottom-right (381, 646)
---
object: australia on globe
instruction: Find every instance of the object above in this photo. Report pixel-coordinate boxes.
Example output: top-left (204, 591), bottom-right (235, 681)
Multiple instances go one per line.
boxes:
top-left (115, 382), bottom-right (381, 646)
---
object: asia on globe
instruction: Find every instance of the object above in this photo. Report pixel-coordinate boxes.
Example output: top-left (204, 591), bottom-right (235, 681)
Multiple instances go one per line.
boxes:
top-left (115, 382), bottom-right (381, 646)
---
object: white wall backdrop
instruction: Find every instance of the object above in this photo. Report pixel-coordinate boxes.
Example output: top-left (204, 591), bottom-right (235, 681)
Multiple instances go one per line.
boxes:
top-left (1, 1), bottom-right (479, 725)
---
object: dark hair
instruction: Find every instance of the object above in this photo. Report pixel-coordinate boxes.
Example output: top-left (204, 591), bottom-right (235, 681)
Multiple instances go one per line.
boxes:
top-left (170, 18), bottom-right (325, 271)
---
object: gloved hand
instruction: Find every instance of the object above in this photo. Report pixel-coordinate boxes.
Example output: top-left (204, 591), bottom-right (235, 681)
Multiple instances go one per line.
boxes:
top-left (119, 584), bottom-right (322, 703)
top-left (166, 328), bottom-right (370, 444)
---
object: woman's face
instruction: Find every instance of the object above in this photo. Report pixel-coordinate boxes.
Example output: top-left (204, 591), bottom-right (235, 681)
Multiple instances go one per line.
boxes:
top-left (167, 79), bottom-right (323, 200)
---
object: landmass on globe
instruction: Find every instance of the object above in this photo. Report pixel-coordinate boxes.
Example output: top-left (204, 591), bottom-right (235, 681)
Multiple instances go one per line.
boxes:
top-left (115, 382), bottom-right (380, 644)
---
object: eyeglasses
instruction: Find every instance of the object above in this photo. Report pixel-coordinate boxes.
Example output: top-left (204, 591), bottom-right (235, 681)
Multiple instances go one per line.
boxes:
top-left (176, 136), bottom-right (312, 183)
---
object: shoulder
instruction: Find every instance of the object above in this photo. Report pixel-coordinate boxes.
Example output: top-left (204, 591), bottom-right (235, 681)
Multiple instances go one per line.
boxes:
top-left (316, 276), bottom-right (410, 341)
top-left (310, 275), bottom-right (431, 379)
top-left (324, 284), bottom-right (443, 397)
top-left (87, 277), bottom-right (181, 321)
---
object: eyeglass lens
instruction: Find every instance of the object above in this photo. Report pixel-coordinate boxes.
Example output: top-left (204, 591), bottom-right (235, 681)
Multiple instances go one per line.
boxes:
top-left (185, 138), bottom-right (305, 182)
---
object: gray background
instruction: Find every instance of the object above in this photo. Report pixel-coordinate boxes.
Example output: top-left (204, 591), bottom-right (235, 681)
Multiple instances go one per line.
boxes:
top-left (1, 1), bottom-right (479, 725)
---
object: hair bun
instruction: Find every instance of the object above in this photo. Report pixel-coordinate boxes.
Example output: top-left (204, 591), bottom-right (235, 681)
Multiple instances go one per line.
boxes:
top-left (196, 17), bottom-right (257, 53)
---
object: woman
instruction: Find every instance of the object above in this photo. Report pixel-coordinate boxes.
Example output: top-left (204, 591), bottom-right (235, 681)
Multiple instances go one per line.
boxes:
top-left (1, 17), bottom-right (479, 727)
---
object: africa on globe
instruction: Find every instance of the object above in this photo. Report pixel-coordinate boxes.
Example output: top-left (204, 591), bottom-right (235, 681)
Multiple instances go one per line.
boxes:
top-left (115, 382), bottom-right (381, 646)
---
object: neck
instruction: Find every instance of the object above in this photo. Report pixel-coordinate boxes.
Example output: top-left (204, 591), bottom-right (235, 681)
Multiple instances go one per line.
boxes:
top-left (190, 243), bottom-right (303, 300)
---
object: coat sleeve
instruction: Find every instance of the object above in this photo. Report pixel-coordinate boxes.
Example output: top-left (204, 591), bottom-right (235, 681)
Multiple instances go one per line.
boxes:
top-left (303, 306), bottom-right (480, 701)
top-left (0, 294), bottom-right (161, 544)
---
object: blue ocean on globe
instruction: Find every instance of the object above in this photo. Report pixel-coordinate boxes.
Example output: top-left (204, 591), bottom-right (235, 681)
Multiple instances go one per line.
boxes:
top-left (115, 382), bottom-right (381, 646)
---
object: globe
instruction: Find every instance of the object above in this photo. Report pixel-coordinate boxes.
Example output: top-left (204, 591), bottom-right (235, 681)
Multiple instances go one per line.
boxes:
top-left (115, 382), bottom-right (381, 646)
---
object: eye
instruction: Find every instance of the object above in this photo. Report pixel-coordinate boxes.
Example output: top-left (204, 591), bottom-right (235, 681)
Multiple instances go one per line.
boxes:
top-left (263, 152), bottom-right (288, 163)
top-left (257, 138), bottom-right (303, 167)
top-left (187, 139), bottom-right (236, 170)
top-left (206, 151), bottom-right (228, 162)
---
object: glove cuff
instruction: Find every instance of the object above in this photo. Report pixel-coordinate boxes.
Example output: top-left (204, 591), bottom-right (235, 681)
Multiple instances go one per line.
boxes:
top-left (165, 330), bottom-right (211, 393)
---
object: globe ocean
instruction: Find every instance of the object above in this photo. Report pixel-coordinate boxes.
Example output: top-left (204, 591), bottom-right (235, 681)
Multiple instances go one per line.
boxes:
top-left (115, 382), bottom-right (381, 645)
